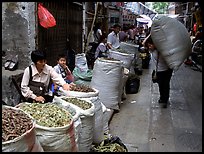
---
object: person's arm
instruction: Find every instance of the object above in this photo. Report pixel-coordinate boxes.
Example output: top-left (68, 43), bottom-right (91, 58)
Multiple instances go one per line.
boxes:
top-left (54, 65), bottom-right (61, 74)
top-left (98, 29), bottom-right (102, 36)
top-left (107, 43), bottom-right (112, 49)
top-left (142, 34), bottom-right (151, 47)
top-left (107, 33), bottom-right (113, 49)
top-left (50, 67), bottom-right (71, 90)
top-left (65, 66), bottom-right (74, 82)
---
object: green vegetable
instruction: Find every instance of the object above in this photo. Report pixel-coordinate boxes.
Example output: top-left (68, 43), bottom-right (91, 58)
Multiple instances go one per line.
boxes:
top-left (62, 97), bottom-right (92, 110)
top-left (19, 103), bottom-right (72, 127)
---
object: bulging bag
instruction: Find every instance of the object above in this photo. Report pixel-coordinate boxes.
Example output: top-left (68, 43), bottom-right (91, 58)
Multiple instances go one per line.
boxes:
top-left (151, 16), bottom-right (192, 70)
top-left (38, 3), bottom-right (56, 28)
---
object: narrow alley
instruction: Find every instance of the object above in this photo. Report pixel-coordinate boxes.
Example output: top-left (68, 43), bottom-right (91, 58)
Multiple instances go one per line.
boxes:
top-left (109, 61), bottom-right (202, 152)
top-left (2, 2), bottom-right (202, 152)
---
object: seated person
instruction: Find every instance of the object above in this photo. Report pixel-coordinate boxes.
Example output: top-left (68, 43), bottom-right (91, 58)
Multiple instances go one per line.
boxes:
top-left (53, 54), bottom-right (75, 94)
top-left (107, 24), bottom-right (121, 49)
top-left (95, 35), bottom-right (109, 59)
top-left (54, 54), bottom-right (74, 84)
top-left (21, 50), bottom-right (72, 103)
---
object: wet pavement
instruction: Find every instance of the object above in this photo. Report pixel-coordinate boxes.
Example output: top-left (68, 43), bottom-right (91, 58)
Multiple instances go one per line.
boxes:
top-left (109, 60), bottom-right (202, 152)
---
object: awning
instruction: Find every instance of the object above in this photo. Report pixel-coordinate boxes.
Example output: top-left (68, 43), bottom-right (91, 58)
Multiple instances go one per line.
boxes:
top-left (156, 14), bottom-right (179, 18)
top-left (124, 2), bottom-right (158, 20)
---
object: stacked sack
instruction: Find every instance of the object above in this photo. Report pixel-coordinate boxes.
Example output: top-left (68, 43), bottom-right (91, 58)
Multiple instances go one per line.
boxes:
top-left (52, 98), bottom-right (82, 151)
top-left (56, 96), bottom-right (95, 152)
top-left (108, 48), bottom-right (135, 70)
top-left (59, 84), bottom-right (104, 145)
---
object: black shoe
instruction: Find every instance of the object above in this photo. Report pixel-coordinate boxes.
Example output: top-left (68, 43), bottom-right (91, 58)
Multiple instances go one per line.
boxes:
top-left (160, 103), bottom-right (167, 108)
top-left (158, 99), bottom-right (167, 108)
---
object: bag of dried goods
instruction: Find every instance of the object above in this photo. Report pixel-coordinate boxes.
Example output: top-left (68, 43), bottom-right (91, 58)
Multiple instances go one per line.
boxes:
top-left (59, 84), bottom-right (99, 98)
top-left (2, 105), bottom-right (43, 152)
top-left (59, 97), bottom-right (95, 152)
top-left (59, 84), bottom-right (103, 144)
top-left (16, 103), bottom-right (77, 152)
top-left (52, 97), bottom-right (82, 150)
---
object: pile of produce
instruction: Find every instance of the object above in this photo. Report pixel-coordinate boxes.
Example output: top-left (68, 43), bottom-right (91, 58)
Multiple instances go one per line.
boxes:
top-left (91, 139), bottom-right (128, 152)
top-left (62, 97), bottom-right (92, 110)
top-left (2, 107), bottom-right (33, 142)
top-left (18, 103), bottom-right (72, 127)
top-left (70, 84), bottom-right (95, 92)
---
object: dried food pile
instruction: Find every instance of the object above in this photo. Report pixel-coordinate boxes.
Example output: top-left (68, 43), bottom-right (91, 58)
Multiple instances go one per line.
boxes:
top-left (2, 107), bottom-right (33, 142)
top-left (70, 84), bottom-right (95, 92)
top-left (62, 97), bottom-right (92, 110)
top-left (91, 141), bottom-right (128, 152)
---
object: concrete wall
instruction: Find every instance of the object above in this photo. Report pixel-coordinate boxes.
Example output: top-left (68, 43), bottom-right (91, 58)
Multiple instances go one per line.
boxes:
top-left (2, 2), bottom-right (36, 69)
top-left (2, 2), bottom-right (36, 106)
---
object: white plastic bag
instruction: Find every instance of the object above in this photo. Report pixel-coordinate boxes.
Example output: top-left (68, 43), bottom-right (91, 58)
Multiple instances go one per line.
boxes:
top-left (75, 53), bottom-right (89, 72)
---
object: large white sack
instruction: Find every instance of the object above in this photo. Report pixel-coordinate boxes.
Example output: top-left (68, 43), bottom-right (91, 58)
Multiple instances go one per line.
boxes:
top-left (91, 58), bottom-right (123, 110)
top-left (108, 49), bottom-right (135, 69)
top-left (151, 16), bottom-right (192, 70)
top-left (56, 89), bottom-right (103, 144)
top-left (84, 96), bottom-right (104, 144)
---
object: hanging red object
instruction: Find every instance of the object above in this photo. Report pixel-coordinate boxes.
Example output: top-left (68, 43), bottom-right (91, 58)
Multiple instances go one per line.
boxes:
top-left (38, 3), bottom-right (56, 28)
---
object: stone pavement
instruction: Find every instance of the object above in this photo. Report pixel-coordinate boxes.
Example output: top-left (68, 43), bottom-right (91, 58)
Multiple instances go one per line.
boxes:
top-left (109, 61), bottom-right (202, 152)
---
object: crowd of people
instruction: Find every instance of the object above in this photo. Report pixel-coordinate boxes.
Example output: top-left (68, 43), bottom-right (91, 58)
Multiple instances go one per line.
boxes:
top-left (89, 22), bottom-right (150, 60)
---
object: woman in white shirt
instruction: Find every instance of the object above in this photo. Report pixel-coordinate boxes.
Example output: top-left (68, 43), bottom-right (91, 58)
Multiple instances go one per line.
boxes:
top-left (95, 35), bottom-right (108, 59)
top-left (21, 50), bottom-right (72, 103)
top-left (93, 22), bottom-right (103, 44)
